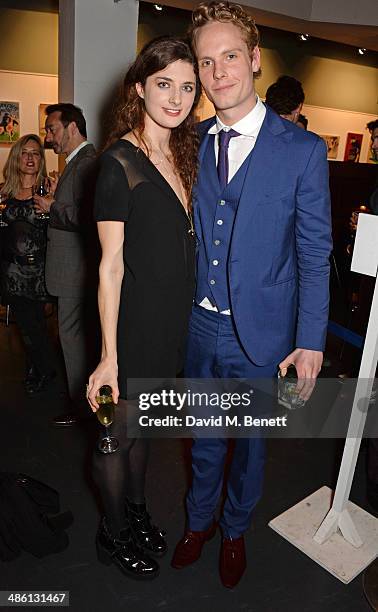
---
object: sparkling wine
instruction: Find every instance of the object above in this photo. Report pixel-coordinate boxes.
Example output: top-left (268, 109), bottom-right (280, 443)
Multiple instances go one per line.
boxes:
top-left (95, 385), bottom-right (115, 426)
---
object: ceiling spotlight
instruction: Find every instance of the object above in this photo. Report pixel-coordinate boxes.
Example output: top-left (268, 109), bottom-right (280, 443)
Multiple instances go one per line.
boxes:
top-left (358, 48), bottom-right (366, 55)
top-left (153, 4), bottom-right (163, 10)
top-left (298, 33), bottom-right (309, 42)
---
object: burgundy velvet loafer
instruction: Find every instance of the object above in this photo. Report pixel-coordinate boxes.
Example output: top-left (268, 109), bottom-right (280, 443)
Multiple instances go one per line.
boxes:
top-left (171, 522), bottom-right (217, 569)
top-left (219, 535), bottom-right (246, 588)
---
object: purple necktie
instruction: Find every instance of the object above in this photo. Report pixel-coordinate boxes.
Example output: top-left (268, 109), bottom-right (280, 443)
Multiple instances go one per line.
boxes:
top-left (217, 128), bottom-right (240, 190)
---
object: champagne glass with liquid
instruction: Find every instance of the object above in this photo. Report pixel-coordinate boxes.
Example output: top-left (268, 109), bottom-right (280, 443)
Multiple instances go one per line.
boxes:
top-left (95, 385), bottom-right (119, 454)
top-left (33, 181), bottom-right (50, 220)
top-left (0, 193), bottom-right (8, 227)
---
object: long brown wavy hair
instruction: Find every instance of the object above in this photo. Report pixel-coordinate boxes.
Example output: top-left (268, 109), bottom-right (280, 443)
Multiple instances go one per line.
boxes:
top-left (105, 36), bottom-right (201, 202)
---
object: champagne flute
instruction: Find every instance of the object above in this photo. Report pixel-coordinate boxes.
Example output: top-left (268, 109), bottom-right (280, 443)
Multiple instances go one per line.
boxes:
top-left (0, 193), bottom-right (8, 227)
top-left (95, 385), bottom-right (119, 454)
top-left (33, 181), bottom-right (50, 220)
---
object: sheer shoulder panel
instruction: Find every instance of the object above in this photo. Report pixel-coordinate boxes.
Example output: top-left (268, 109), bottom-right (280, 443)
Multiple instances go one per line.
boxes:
top-left (106, 143), bottom-right (149, 191)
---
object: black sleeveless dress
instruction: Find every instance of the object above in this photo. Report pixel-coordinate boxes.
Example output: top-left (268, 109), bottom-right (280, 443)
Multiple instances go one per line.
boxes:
top-left (94, 140), bottom-right (195, 399)
top-left (1, 197), bottom-right (50, 302)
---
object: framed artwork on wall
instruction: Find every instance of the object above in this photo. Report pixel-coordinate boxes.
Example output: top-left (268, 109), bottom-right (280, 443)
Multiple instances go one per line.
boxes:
top-left (0, 102), bottom-right (20, 144)
top-left (344, 132), bottom-right (363, 162)
top-left (38, 104), bottom-right (50, 139)
top-left (367, 141), bottom-right (378, 164)
top-left (320, 135), bottom-right (340, 160)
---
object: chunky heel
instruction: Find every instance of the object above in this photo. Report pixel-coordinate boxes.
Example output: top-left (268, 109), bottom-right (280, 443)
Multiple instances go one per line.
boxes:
top-left (96, 517), bottom-right (159, 579)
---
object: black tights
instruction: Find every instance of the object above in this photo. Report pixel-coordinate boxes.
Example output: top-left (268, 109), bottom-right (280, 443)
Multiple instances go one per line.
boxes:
top-left (10, 296), bottom-right (56, 377)
top-left (93, 399), bottom-right (149, 534)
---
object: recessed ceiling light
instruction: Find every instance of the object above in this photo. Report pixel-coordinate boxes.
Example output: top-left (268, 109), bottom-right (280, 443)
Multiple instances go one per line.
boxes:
top-left (298, 33), bottom-right (309, 42)
top-left (358, 48), bottom-right (366, 55)
top-left (154, 4), bottom-right (163, 10)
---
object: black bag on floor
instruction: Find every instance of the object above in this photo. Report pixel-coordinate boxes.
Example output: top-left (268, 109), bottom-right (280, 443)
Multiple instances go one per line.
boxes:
top-left (0, 472), bottom-right (73, 561)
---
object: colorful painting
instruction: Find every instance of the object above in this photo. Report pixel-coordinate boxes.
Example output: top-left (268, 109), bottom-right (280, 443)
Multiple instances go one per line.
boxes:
top-left (38, 104), bottom-right (50, 139)
top-left (344, 132), bottom-right (363, 163)
top-left (367, 141), bottom-right (378, 164)
top-left (0, 102), bottom-right (20, 144)
top-left (320, 135), bottom-right (340, 160)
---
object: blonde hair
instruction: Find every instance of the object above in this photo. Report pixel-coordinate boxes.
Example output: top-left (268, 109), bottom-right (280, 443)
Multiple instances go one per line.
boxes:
top-left (1, 134), bottom-right (46, 198)
top-left (190, 1), bottom-right (261, 78)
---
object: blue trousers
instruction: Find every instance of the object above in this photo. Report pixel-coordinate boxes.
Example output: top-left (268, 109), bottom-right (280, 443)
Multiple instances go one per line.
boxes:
top-left (185, 304), bottom-right (278, 538)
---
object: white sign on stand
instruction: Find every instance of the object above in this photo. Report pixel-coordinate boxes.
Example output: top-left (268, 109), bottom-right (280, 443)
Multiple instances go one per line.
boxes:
top-left (269, 213), bottom-right (378, 584)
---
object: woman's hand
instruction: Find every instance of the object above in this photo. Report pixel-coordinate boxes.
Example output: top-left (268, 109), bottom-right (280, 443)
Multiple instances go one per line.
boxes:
top-left (33, 193), bottom-right (54, 212)
top-left (87, 357), bottom-right (119, 412)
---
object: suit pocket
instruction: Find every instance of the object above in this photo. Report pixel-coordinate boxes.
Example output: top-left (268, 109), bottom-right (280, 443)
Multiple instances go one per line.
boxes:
top-left (263, 274), bottom-right (296, 288)
top-left (256, 194), bottom-right (292, 207)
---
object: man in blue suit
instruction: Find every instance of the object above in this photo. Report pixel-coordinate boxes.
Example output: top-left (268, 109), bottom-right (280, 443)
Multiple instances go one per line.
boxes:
top-left (171, 1), bottom-right (332, 588)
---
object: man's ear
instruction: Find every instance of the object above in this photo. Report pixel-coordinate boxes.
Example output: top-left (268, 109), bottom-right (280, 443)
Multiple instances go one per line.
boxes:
top-left (251, 46), bottom-right (261, 73)
top-left (135, 82), bottom-right (144, 99)
top-left (69, 121), bottom-right (78, 136)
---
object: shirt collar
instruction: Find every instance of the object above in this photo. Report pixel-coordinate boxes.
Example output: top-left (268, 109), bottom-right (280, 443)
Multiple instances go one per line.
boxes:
top-left (65, 141), bottom-right (89, 165)
top-left (208, 96), bottom-right (266, 137)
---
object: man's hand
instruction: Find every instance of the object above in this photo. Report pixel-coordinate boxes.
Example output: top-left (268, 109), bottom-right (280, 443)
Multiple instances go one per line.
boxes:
top-left (48, 171), bottom-right (60, 196)
top-left (33, 193), bottom-right (54, 213)
top-left (279, 348), bottom-right (323, 401)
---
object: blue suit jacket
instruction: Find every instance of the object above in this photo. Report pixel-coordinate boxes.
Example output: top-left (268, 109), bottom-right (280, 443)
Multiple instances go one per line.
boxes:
top-left (195, 106), bottom-right (332, 366)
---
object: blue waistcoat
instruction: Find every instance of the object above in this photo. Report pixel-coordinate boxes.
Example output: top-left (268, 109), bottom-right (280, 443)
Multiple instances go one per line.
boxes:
top-left (195, 134), bottom-right (254, 312)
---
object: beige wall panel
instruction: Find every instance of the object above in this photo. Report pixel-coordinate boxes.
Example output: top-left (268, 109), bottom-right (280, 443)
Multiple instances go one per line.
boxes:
top-left (0, 9), bottom-right (58, 75)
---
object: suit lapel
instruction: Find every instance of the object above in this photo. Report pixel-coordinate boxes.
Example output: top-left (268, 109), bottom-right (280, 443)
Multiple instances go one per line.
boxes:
top-left (233, 108), bottom-right (293, 232)
top-left (198, 117), bottom-right (216, 167)
top-left (54, 159), bottom-right (73, 197)
top-left (54, 144), bottom-right (95, 197)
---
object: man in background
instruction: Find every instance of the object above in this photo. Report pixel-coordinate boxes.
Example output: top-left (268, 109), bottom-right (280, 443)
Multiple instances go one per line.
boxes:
top-left (265, 75), bottom-right (305, 124)
top-left (33, 103), bottom-right (98, 426)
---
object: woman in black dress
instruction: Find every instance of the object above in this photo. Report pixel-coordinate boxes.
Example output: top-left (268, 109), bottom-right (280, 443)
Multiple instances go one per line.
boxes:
top-left (87, 37), bottom-right (200, 579)
top-left (0, 134), bottom-right (56, 394)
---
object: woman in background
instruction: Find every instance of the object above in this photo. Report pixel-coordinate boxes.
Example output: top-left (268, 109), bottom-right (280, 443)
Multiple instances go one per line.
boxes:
top-left (0, 134), bottom-right (55, 394)
top-left (87, 36), bottom-right (200, 580)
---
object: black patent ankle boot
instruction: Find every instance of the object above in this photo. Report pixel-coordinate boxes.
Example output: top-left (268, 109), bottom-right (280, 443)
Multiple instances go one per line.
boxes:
top-left (24, 364), bottom-right (39, 390)
top-left (126, 500), bottom-right (167, 557)
top-left (96, 517), bottom-right (159, 580)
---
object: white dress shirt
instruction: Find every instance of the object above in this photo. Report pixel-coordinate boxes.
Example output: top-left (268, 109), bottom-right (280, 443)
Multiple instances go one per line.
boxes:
top-left (65, 140), bottom-right (89, 165)
top-left (200, 97), bottom-right (266, 314)
top-left (208, 96), bottom-right (266, 181)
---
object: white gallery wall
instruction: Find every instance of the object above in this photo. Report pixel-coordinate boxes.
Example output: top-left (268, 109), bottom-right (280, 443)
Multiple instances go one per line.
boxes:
top-left (300, 104), bottom-right (377, 163)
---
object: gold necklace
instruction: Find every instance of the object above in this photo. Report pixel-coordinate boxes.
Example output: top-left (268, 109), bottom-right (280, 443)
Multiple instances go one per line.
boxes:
top-left (151, 149), bottom-right (175, 180)
top-left (150, 145), bottom-right (195, 237)
top-left (187, 209), bottom-right (195, 238)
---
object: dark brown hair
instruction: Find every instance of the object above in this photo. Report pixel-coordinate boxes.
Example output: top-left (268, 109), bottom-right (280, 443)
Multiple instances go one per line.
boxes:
top-left (105, 36), bottom-right (201, 201)
top-left (46, 103), bottom-right (87, 138)
top-left (265, 76), bottom-right (304, 115)
top-left (190, 2), bottom-right (261, 78)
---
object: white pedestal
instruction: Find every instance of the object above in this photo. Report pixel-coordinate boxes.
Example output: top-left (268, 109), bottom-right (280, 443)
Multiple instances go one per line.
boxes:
top-left (269, 486), bottom-right (378, 584)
